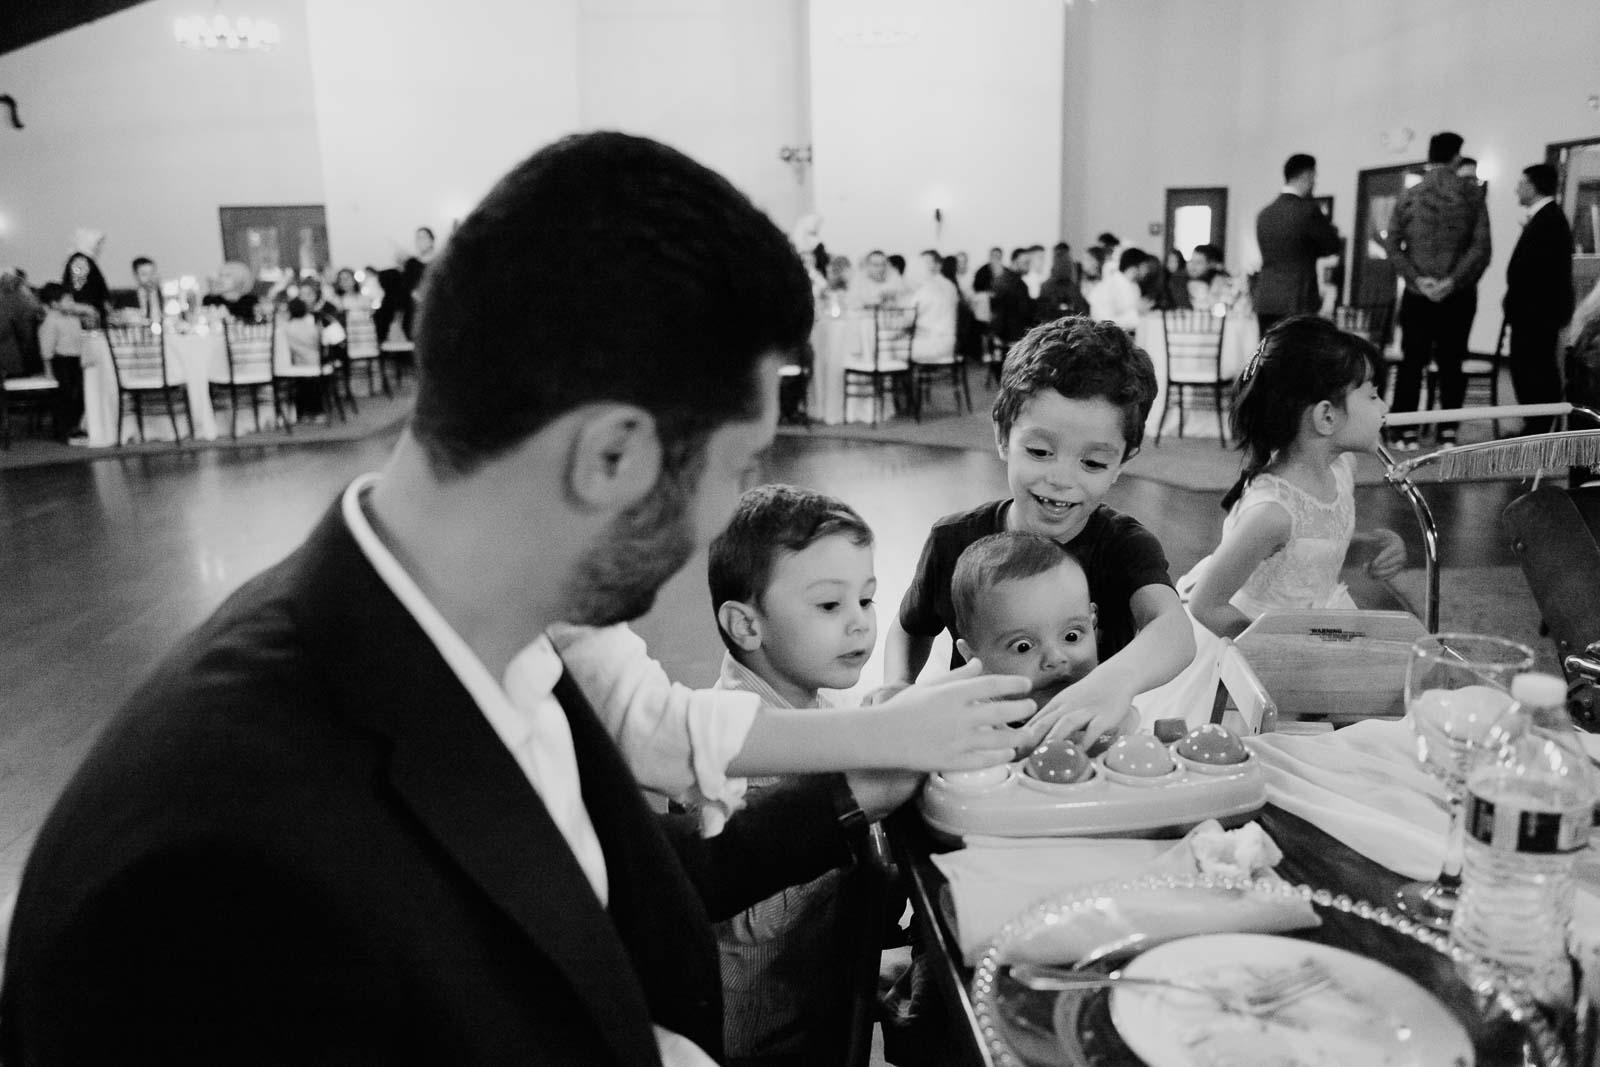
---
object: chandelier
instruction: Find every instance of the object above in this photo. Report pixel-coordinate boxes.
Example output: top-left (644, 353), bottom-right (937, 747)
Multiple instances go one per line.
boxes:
top-left (174, 15), bottom-right (281, 51)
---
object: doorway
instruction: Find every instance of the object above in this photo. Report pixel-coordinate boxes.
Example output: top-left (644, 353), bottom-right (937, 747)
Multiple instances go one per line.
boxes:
top-left (1548, 137), bottom-right (1600, 308)
top-left (1351, 163), bottom-right (1426, 310)
top-left (1164, 187), bottom-right (1229, 263)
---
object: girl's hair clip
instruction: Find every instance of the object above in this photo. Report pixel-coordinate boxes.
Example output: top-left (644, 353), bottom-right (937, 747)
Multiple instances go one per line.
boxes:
top-left (1239, 337), bottom-right (1268, 386)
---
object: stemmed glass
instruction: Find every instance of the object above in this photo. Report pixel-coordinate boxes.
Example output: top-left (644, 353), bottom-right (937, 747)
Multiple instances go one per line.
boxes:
top-left (1396, 633), bottom-right (1535, 928)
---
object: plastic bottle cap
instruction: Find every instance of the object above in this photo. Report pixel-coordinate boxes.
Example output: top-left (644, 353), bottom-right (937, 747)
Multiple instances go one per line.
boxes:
top-left (1510, 672), bottom-right (1567, 708)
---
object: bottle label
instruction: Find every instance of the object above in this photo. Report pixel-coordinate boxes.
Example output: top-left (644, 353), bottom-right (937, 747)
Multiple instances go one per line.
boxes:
top-left (1466, 794), bottom-right (1589, 853)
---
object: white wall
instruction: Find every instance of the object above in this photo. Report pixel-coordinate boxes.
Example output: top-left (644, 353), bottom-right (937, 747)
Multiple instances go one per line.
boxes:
top-left (0, 0), bottom-right (324, 286)
top-left (809, 0), bottom-right (1065, 266)
top-left (578, 0), bottom-right (811, 228)
top-left (1062, 0), bottom-right (1600, 350)
top-left (304, 0), bottom-right (583, 271)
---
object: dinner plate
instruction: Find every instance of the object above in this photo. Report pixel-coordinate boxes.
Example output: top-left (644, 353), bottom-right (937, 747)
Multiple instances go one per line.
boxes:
top-left (1109, 933), bottom-right (1472, 1067)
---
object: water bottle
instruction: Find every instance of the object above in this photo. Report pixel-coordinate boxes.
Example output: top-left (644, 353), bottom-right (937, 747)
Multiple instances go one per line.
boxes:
top-left (1452, 672), bottom-right (1597, 1008)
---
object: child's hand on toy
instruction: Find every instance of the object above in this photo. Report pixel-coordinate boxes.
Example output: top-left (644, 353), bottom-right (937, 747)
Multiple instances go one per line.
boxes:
top-left (1027, 677), bottom-right (1140, 754)
top-left (870, 660), bottom-right (1035, 770)
top-left (1364, 527), bottom-right (1406, 580)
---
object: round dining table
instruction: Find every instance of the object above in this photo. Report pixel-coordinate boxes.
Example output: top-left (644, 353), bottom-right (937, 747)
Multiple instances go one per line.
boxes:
top-left (1134, 297), bottom-right (1259, 440)
top-left (81, 321), bottom-right (293, 446)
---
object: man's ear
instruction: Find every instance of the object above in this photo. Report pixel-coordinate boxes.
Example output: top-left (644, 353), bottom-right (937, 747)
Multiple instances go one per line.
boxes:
top-left (717, 600), bottom-right (762, 653)
top-left (955, 636), bottom-right (975, 663)
top-left (566, 405), bottom-right (661, 511)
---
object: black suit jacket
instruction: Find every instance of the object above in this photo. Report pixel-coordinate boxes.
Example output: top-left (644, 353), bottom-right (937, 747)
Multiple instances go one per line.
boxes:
top-left (1, 502), bottom-right (856, 1065)
top-left (1254, 192), bottom-right (1341, 316)
top-left (1505, 201), bottom-right (1575, 328)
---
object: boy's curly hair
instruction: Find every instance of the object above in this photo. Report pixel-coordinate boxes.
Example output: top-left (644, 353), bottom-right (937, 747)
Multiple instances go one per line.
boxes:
top-left (991, 316), bottom-right (1158, 458)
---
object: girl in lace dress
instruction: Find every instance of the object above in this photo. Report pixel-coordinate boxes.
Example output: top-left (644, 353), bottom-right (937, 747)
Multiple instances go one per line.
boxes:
top-left (1181, 316), bottom-right (1406, 638)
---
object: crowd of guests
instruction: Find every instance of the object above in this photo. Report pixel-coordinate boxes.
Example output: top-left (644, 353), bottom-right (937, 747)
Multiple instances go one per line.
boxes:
top-left (0, 225), bottom-right (442, 440)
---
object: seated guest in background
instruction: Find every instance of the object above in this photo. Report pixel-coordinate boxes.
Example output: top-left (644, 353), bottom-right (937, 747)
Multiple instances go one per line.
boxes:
top-left (1024, 243), bottom-right (1049, 298)
top-left (0, 268), bottom-right (43, 378)
top-left (1, 131), bottom-right (998, 1064)
top-left (943, 254), bottom-right (984, 361)
top-left (1088, 248), bottom-right (1151, 332)
top-left (909, 249), bottom-right (959, 362)
top-left (201, 261), bottom-right (261, 321)
top-left (702, 484), bottom-right (885, 1067)
top-left (1187, 243), bottom-right (1232, 308)
top-left (1456, 157), bottom-right (1479, 184)
top-left (37, 283), bottom-right (86, 441)
top-left (331, 267), bottom-right (374, 313)
top-left (131, 256), bottom-right (162, 321)
top-left (990, 246), bottom-right (1037, 347)
top-left (972, 246), bottom-right (1003, 294)
top-left (1037, 243), bottom-right (1089, 321)
top-left (954, 251), bottom-right (971, 295)
top-left (1161, 249), bottom-right (1192, 310)
top-left (847, 249), bottom-right (902, 310)
top-left (61, 251), bottom-right (109, 328)
top-left (825, 254), bottom-right (852, 294)
top-left (886, 253), bottom-right (909, 298)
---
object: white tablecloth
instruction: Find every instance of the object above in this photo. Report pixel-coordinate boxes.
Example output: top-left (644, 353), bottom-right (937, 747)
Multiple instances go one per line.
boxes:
top-left (1136, 301), bottom-right (1258, 440)
top-left (82, 325), bottom-right (292, 445)
top-left (808, 309), bottom-right (878, 426)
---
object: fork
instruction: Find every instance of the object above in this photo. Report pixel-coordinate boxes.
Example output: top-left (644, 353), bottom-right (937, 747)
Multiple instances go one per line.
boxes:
top-left (1007, 958), bottom-right (1333, 1015)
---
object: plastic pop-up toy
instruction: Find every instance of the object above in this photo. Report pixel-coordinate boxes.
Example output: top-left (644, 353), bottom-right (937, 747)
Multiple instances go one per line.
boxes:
top-left (918, 723), bottom-right (1265, 840)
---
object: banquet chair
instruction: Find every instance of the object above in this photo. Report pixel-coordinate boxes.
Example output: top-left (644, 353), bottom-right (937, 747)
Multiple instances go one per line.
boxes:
top-left (1503, 485), bottom-right (1600, 731)
top-left (980, 327), bottom-right (1007, 388)
top-left (910, 335), bottom-right (971, 421)
top-left (1154, 308), bottom-right (1232, 446)
top-left (843, 305), bottom-right (915, 427)
top-left (274, 331), bottom-right (352, 431)
top-left (104, 323), bottom-right (189, 445)
top-left (0, 371), bottom-right (60, 449)
top-left (778, 341), bottom-right (813, 427)
top-left (1232, 610), bottom-right (1426, 724)
top-left (214, 319), bottom-right (287, 439)
top-left (1429, 318), bottom-right (1507, 437)
top-left (342, 307), bottom-right (390, 403)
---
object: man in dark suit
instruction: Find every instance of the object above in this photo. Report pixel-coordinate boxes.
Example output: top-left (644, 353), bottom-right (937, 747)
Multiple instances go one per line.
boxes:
top-left (0, 133), bottom-right (1031, 1065)
top-left (1254, 152), bottom-right (1342, 336)
top-left (989, 246), bottom-right (1037, 348)
top-left (1505, 162), bottom-right (1575, 435)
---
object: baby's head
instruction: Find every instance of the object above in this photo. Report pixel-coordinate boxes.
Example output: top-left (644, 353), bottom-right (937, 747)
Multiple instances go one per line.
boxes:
top-left (708, 484), bottom-right (877, 703)
top-left (991, 317), bottom-right (1157, 541)
top-left (952, 531), bottom-right (1098, 705)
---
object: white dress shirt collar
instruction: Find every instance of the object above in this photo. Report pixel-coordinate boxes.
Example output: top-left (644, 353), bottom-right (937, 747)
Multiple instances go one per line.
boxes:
top-left (1524, 196), bottom-right (1555, 222)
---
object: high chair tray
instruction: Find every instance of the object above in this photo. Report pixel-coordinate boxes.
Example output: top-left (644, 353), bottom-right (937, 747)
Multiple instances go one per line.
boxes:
top-left (919, 745), bottom-right (1266, 841)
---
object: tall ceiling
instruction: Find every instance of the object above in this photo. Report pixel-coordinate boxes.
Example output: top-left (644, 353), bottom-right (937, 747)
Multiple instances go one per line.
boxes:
top-left (1, 0), bottom-right (150, 56)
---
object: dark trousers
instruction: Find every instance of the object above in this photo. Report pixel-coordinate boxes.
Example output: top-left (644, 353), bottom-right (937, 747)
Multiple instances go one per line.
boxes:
top-left (1392, 287), bottom-right (1477, 433)
top-left (1508, 318), bottom-right (1563, 435)
top-left (49, 355), bottom-right (84, 439)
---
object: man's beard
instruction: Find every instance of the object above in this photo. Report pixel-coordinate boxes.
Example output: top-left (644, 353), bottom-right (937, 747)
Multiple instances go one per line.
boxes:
top-left (566, 447), bottom-right (704, 628)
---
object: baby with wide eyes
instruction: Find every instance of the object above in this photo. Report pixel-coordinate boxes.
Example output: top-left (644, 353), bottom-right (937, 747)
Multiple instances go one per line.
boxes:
top-left (952, 531), bottom-right (1100, 713)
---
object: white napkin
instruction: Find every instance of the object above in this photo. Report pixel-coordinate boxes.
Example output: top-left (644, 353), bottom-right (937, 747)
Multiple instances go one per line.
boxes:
top-left (933, 820), bottom-right (1319, 964)
top-left (1251, 719), bottom-right (1600, 953)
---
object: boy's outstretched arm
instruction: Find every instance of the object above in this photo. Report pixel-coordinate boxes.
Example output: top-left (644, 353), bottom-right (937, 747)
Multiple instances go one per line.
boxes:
top-left (1031, 584), bottom-right (1195, 744)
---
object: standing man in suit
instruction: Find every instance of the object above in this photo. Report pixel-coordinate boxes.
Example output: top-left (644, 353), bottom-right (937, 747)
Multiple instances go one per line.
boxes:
top-left (1384, 131), bottom-right (1492, 448)
top-left (0, 132), bottom-right (1033, 1065)
top-left (1504, 162), bottom-right (1575, 435)
top-left (1255, 153), bottom-right (1342, 336)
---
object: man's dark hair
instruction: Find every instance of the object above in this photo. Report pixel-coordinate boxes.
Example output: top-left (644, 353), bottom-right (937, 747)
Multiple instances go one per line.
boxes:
top-left (1117, 248), bottom-right (1147, 273)
top-left (887, 254), bottom-right (906, 275)
top-left (416, 226), bottom-right (435, 241)
top-left (1052, 241), bottom-right (1071, 256)
top-left (1458, 156), bottom-right (1477, 169)
top-left (708, 484), bottom-right (874, 654)
top-left (1192, 243), bottom-right (1223, 265)
top-left (38, 282), bottom-right (66, 305)
top-left (1097, 232), bottom-right (1120, 249)
top-left (287, 298), bottom-right (309, 320)
top-left (1009, 247), bottom-right (1030, 265)
top-left (1523, 163), bottom-right (1559, 198)
top-left (866, 249), bottom-right (886, 260)
top-left (131, 256), bottom-right (154, 274)
top-left (1283, 153), bottom-right (1316, 182)
top-left (988, 246), bottom-right (1003, 256)
top-left (952, 531), bottom-right (1082, 641)
top-left (992, 316), bottom-right (1157, 457)
top-left (1428, 131), bottom-right (1465, 164)
top-left (1027, 244), bottom-right (1045, 254)
top-left (921, 248), bottom-right (941, 263)
top-left (410, 132), bottom-right (811, 477)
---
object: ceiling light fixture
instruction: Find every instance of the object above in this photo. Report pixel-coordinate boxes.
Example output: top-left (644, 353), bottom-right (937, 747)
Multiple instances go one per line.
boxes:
top-left (174, 14), bottom-right (281, 51)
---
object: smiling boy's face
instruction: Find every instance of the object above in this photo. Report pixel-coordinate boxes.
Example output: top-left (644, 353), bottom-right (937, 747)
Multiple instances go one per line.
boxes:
top-left (999, 390), bottom-right (1128, 543)
top-left (956, 559), bottom-right (1098, 705)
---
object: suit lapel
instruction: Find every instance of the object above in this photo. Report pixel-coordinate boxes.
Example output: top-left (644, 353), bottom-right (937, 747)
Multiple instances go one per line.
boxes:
top-left (287, 504), bottom-right (662, 1067)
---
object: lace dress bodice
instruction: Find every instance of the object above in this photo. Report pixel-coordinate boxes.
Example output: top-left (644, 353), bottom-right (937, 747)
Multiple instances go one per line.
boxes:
top-left (1180, 454), bottom-right (1357, 620)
